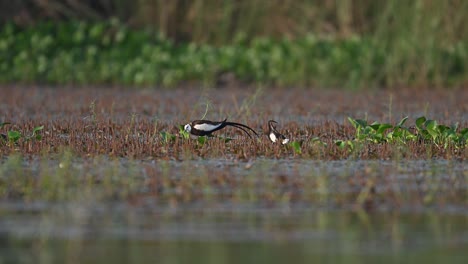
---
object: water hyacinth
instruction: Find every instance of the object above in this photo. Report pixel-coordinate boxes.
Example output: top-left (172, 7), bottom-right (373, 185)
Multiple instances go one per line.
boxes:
top-left (0, 21), bottom-right (466, 88)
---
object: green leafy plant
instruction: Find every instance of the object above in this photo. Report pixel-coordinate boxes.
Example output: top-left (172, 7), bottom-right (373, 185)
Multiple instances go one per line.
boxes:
top-left (197, 136), bottom-right (208, 145)
top-left (335, 140), bottom-right (355, 152)
top-left (415, 116), bottom-right (466, 148)
top-left (0, 21), bottom-right (466, 88)
top-left (178, 125), bottom-right (190, 140)
top-left (7, 130), bottom-right (21, 143)
top-left (28, 126), bottom-right (44, 141)
top-left (1, 123), bottom-right (44, 144)
top-left (344, 116), bottom-right (466, 149)
top-left (160, 132), bottom-right (176, 143)
top-left (290, 141), bottom-right (302, 154)
top-left (348, 117), bottom-right (393, 143)
top-left (386, 117), bottom-right (416, 143)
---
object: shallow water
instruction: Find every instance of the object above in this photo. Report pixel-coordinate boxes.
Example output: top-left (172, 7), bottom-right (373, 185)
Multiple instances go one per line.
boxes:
top-left (0, 158), bottom-right (467, 263)
top-left (1, 210), bottom-right (467, 263)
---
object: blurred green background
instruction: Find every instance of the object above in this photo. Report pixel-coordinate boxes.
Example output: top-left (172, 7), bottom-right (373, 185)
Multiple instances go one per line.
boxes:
top-left (0, 0), bottom-right (466, 89)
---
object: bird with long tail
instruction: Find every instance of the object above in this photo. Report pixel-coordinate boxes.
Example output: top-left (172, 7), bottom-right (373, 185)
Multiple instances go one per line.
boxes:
top-left (184, 118), bottom-right (258, 139)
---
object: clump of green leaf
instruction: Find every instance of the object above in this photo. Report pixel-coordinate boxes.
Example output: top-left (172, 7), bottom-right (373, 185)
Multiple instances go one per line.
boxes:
top-left (159, 125), bottom-right (193, 144)
top-left (1, 122), bottom-right (44, 144)
top-left (335, 139), bottom-right (356, 152)
top-left (290, 141), bottom-right (302, 154)
top-left (415, 117), bottom-right (468, 148)
top-left (197, 136), bottom-right (208, 145)
top-left (386, 117), bottom-right (417, 143)
top-left (337, 116), bottom-right (467, 150)
top-left (178, 125), bottom-right (190, 139)
top-left (347, 117), bottom-right (393, 143)
top-left (160, 132), bottom-right (176, 143)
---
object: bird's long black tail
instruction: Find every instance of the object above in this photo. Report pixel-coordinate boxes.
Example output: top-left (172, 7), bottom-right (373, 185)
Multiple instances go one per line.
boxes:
top-left (228, 125), bottom-right (253, 139)
top-left (225, 121), bottom-right (259, 138)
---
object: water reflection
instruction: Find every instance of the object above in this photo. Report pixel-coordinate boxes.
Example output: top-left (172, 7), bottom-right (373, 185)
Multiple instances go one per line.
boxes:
top-left (1, 203), bottom-right (467, 264)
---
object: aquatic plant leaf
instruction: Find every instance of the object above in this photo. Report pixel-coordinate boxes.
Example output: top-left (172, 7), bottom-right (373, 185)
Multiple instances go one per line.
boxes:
top-left (197, 136), bottom-right (207, 145)
top-left (363, 126), bottom-right (374, 135)
top-left (181, 131), bottom-right (190, 139)
top-left (33, 126), bottom-right (44, 134)
top-left (355, 119), bottom-right (368, 128)
top-left (425, 120), bottom-right (437, 131)
top-left (7, 131), bottom-right (21, 142)
top-left (335, 140), bottom-right (346, 148)
top-left (424, 120), bottom-right (438, 138)
top-left (415, 116), bottom-right (426, 130)
top-left (178, 125), bottom-right (190, 139)
top-left (160, 132), bottom-right (175, 143)
top-left (335, 140), bottom-right (355, 150)
top-left (396, 116), bottom-right (408, 127)
top-left (291, 141), bottom-right (301, 154)
top-left (460, 128), bottom-right (468, 137)
top-left (32, 126), bottom-right (44, 140)
top-left (376, 124), bottom-right (393, 135)
top-left (459, 128), bottom-right (468, 144)
top-left (437, 125), bottom-right (450, 133)
top-left (369, 123), bottom-right (381, 131)
top-left (348, 117), bottom-right (367, 129)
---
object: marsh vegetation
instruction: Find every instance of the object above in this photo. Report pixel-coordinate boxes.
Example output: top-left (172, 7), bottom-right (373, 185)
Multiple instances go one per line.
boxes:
top-left (1, 87), bottom-right (467, 263)
top-left (2, 1), bottom-right (468, 262)
top-left (1, 1), bottom-right (467, 88)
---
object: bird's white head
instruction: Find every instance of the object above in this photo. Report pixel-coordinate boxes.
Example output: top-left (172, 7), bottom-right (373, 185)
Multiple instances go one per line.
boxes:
top-left (184, 124), bottom-right (191, 133)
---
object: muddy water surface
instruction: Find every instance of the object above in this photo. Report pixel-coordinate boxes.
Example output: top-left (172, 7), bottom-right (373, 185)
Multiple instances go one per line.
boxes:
top-left (0, 158), bottom-right (467, 264)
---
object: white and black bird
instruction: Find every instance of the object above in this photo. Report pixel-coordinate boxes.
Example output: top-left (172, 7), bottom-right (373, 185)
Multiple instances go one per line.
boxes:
top-left (184, 118), bottom-right (258, 138)
top-left (268, 120), bottom-right (289, 144)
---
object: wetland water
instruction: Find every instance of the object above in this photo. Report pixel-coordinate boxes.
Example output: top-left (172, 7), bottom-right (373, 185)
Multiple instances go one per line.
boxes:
top-left (0, 158), bottom-right (467, 263)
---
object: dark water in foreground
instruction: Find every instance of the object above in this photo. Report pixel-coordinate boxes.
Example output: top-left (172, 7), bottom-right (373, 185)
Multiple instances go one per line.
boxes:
top-left (1, 208), bottom-right (467, 264)
top-left (0, 159), bottom-right (467, 264)
top-left (1, 207), bottom-right (467, 264)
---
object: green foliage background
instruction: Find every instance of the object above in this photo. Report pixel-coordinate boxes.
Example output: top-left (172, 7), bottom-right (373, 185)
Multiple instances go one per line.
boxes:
top-left (0, 0), bottom-right (467, 88)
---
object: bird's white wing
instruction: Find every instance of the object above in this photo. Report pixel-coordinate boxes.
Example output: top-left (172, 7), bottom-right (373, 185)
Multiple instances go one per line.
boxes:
top-left (194, 123), bottom-right (222, 132)
top-left (269, 133), bottom-right (277, 142)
